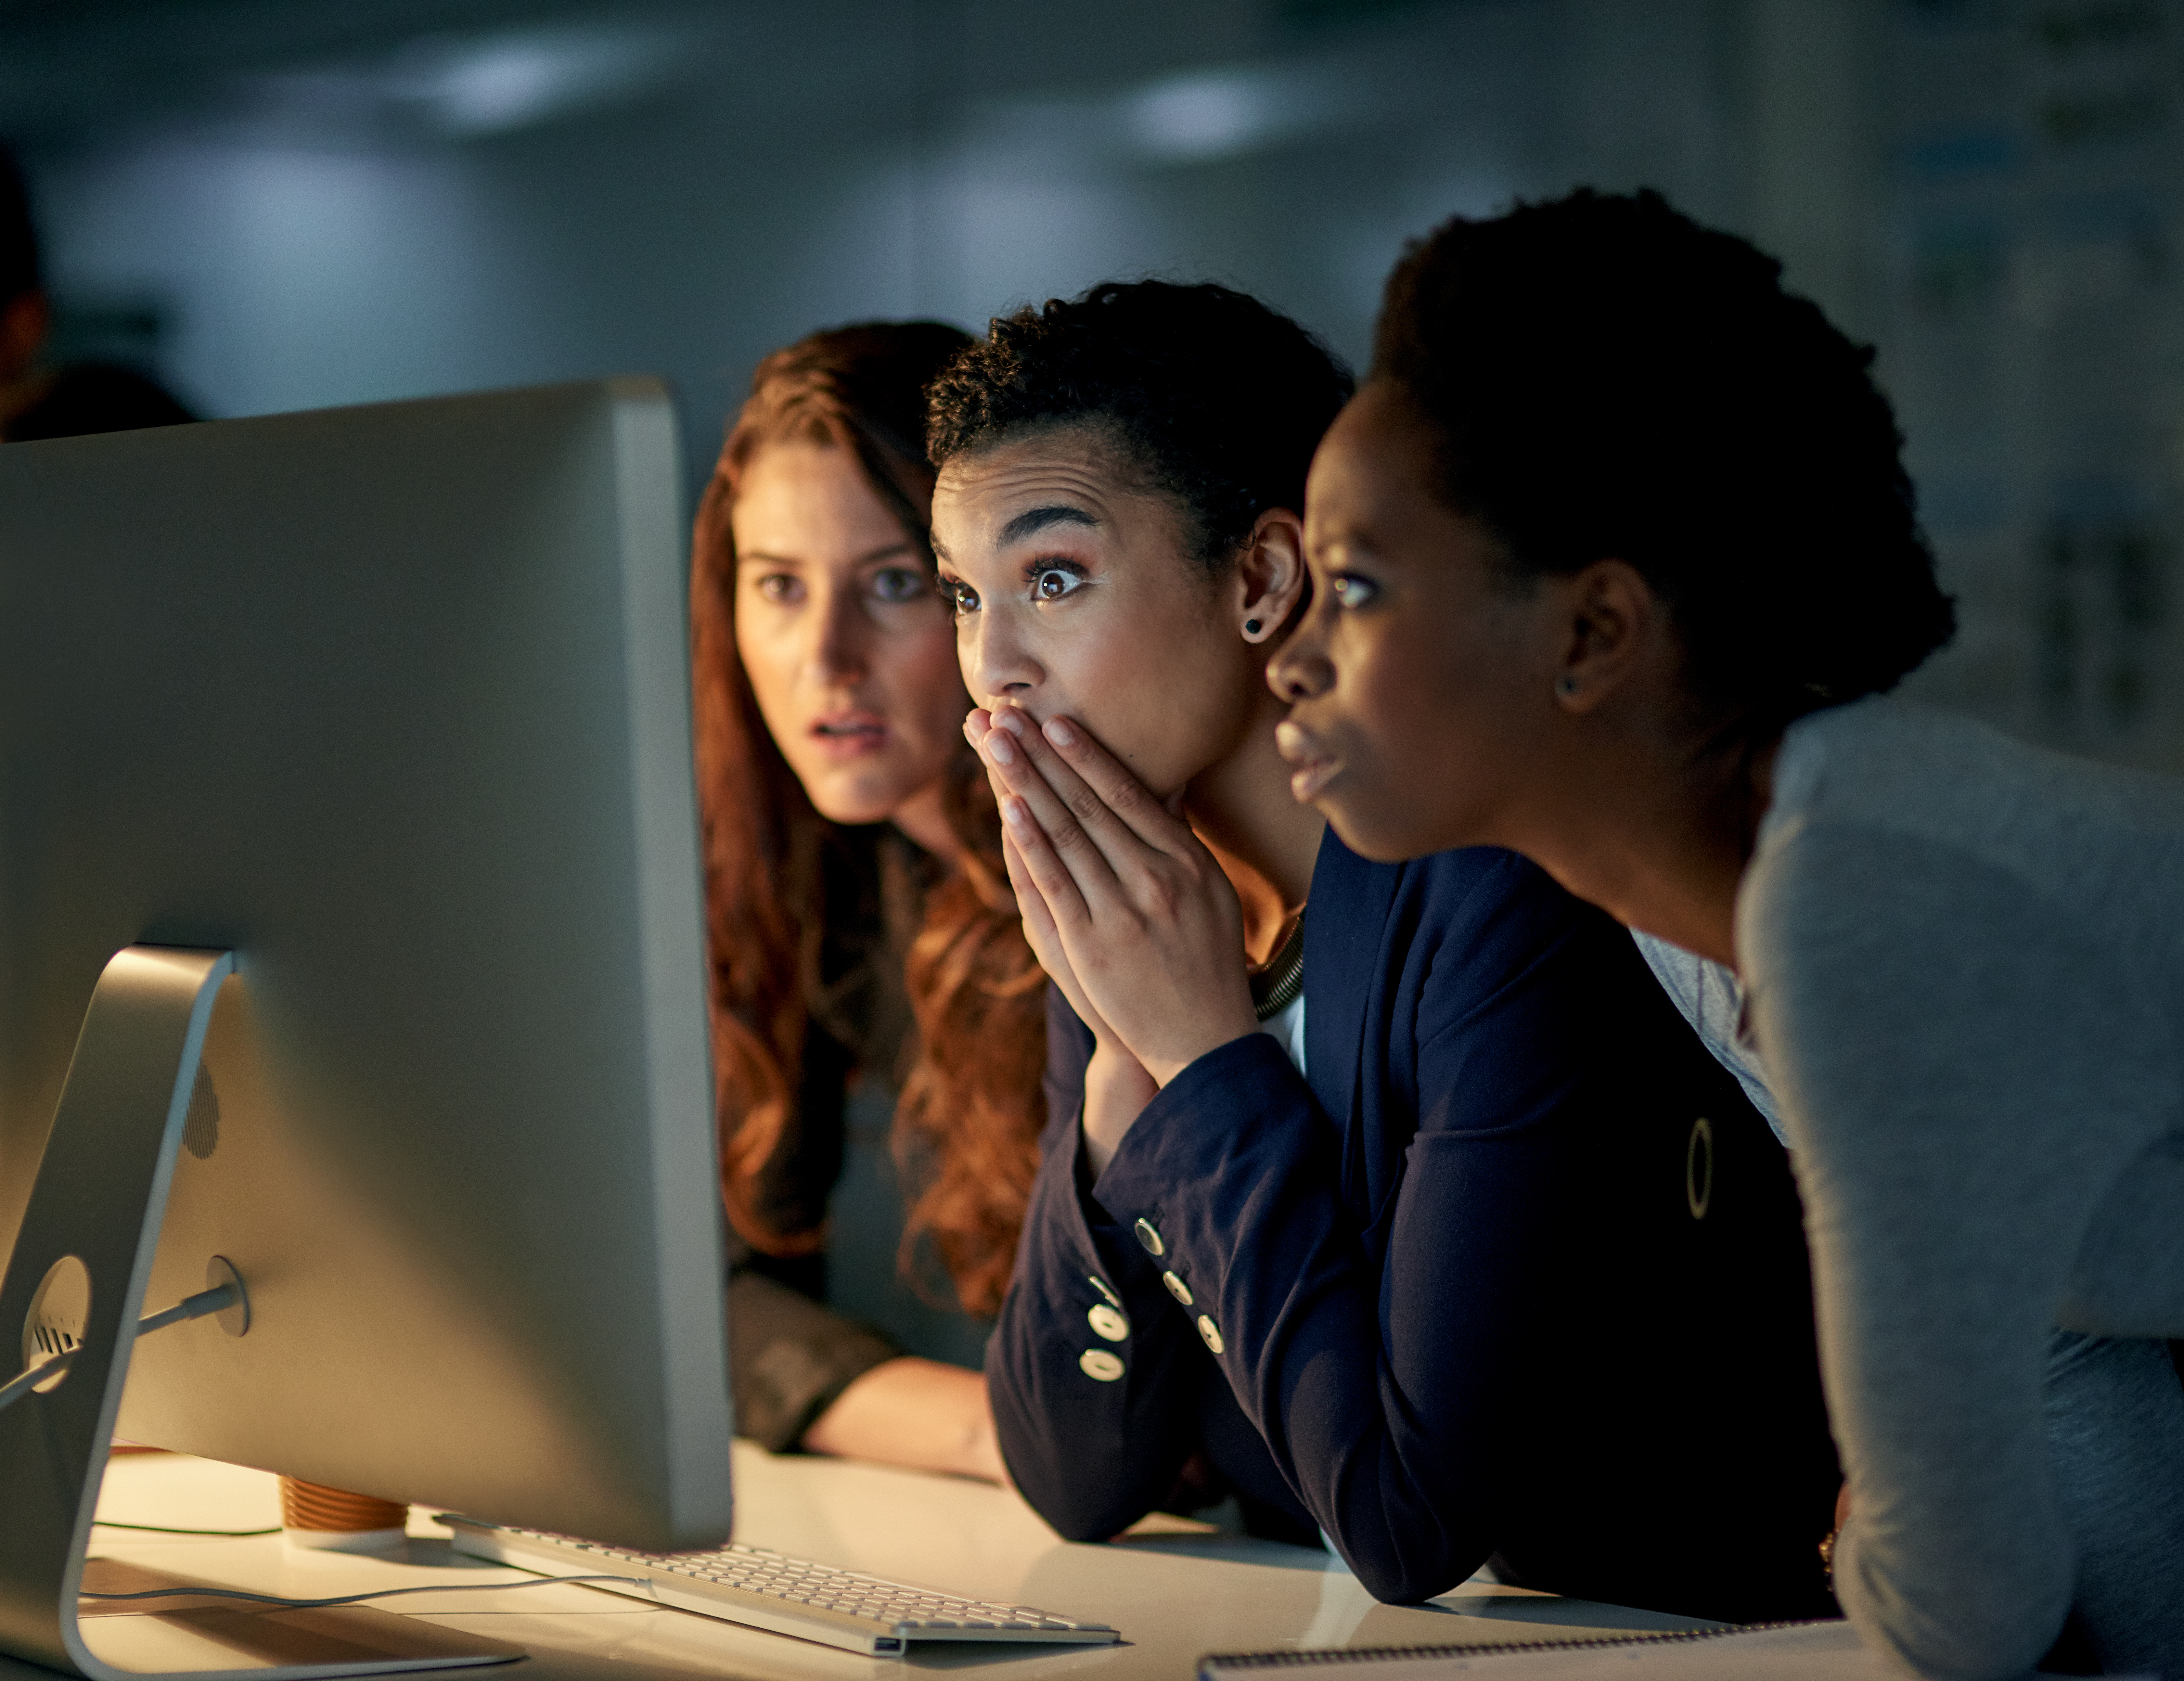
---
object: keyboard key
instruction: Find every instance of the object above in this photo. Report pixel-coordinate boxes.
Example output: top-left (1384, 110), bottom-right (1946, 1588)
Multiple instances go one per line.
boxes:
top-left (444, 1518), bottom-right (1118, 1655)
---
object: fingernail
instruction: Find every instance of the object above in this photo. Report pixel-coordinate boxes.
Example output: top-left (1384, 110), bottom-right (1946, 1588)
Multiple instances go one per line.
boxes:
top-left (985, 732), bottom-right (1017, 765)
top-left (995, 708), bottom-right (1027, 736)
top-left (1002, 797), bottom-right (1030, 830)
top-left (1043, 716), bottom-right (1076, 748)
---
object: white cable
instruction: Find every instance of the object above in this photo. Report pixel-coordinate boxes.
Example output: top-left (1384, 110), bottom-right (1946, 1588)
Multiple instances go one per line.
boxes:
top-left (0, 1352), bottom-right (66, 1413)
top-left (80, 1575), bottom-right (654, 1611)
top-left (0, 1282), bottom-right (239, 1416)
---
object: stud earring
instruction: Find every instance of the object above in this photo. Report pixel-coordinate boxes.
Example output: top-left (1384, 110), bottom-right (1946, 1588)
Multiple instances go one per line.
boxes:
top-left (1244, 618), bottom-right (1263, 639)
top-left (1555, 675), bottom-right (1579, 698)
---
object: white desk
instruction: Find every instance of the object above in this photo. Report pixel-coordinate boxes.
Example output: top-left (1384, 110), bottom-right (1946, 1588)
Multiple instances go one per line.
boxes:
top-left (2, 1446), bottom-right (1719, 1681)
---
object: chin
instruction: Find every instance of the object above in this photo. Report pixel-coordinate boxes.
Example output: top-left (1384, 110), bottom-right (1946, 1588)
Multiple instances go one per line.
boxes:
top-left (801, 771), bottom-right (912, 828)
top-left (1315, 792), bottom-right (1450, 864)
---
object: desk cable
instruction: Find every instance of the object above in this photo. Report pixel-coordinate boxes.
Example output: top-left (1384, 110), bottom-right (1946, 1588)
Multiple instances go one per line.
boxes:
top-left (0, 1281), bottom-right (242, 1416)
top-left (81, 1576), bottom-right (655, 1611)
top-left (92, 1523), bottom-right (281, 1538)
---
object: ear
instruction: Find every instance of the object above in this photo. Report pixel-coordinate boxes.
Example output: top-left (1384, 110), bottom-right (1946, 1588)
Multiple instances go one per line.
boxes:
top-left (1234, 508), bottom-right (1308, 645)
top-left (1549, 559), bottom-right (1660, 714)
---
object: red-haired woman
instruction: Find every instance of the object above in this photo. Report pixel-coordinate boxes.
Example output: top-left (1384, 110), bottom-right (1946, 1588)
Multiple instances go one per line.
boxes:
top-left (691, 322), bottom-right (1045, 1479)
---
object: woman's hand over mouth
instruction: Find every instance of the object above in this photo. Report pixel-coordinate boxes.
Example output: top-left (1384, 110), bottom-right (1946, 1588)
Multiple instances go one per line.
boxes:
top-left (967, 703), bottom-right (1260, 1099)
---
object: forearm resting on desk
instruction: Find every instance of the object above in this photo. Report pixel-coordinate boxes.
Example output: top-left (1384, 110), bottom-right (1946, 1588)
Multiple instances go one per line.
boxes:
top-left (799, 1356), bottom-right (1006, 1484)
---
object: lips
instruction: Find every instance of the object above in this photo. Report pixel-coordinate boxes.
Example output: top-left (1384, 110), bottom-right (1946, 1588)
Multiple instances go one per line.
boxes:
top-left (809, 711), bottom-right (888, 758)
top-left (1274, 718), bottom-right (1339, 804)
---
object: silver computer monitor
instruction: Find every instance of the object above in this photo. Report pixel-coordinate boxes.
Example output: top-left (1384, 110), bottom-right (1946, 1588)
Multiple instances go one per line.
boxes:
top-left (0, 381), bottom-right (733, 1556)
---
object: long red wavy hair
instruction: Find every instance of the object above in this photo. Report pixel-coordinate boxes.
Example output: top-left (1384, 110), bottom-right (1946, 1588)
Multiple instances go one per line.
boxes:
top-left (690, 322), bottom-right (1046, 1317)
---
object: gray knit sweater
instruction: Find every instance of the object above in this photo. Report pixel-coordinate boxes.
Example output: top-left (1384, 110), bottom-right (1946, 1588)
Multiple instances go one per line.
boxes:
top-left (1740, 697), bottom-right (2184, 1680)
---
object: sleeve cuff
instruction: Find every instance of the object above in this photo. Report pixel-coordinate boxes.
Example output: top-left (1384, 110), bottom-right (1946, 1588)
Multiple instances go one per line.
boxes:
top-left (727, 1270), bottom-right (901, 1452)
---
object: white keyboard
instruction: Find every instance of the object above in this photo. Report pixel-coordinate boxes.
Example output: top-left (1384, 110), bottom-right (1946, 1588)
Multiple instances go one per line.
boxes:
top-left (441, 1516), bottom-right (1120, 1656)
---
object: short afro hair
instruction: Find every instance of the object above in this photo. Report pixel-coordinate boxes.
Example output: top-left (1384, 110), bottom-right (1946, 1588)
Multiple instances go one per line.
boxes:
top-left (1375, 189), bottom-right (1954, 726)
top-left (926, 279), bottom-right (1353, 572)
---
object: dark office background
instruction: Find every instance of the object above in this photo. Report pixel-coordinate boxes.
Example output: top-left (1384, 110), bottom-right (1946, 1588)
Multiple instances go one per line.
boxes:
top-left (4, 0), bottom-right (2179, 768)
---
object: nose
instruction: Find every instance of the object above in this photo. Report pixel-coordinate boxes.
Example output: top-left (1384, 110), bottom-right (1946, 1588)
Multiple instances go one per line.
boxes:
top-left (804, 577), bottom-right (869, 689)
top-left (1267, 594), bottom-right (1333, 703)
top-left (959, 604), bottom-right (1040, 708)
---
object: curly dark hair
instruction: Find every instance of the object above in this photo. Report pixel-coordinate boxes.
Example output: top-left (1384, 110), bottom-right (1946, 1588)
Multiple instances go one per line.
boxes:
top-left (1375, 189), bottom-right (1954, 726)
top-left (926, 279), bottom-right (1354, 572)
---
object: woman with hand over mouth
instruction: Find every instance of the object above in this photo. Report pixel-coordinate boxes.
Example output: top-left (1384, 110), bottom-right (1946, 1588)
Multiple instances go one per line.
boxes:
top-left (1277, 190), bottom-right (2184, 1679)
top-left (692, 322), bottom-right (1045, 1483)
top-left (932, 279), bottom-right (1842, 1621)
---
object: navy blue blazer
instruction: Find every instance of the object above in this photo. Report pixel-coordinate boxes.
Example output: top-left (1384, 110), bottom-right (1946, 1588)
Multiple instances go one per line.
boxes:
top-left (987, 833), bottom-right (1841, 1625)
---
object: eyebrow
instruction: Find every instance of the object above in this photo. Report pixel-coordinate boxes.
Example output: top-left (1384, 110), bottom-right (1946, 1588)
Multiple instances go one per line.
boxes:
top-left (1000, 504), bottom-right (1099, 547)
top-left (737, 540), bottom-right (918, 568)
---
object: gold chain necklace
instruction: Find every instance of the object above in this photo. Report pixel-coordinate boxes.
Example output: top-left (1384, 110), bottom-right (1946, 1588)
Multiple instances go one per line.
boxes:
top-left (1248, 910), bottom-right (1306, 1022)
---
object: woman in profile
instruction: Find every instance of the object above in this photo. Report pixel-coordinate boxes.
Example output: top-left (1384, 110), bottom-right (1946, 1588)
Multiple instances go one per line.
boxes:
top-left (933, 280), bottom-right (1843, 1622)
top-left (690, 323), bottom-right (1045, 1480)
top-left (1271, 191), bottom-right (2184, 1678)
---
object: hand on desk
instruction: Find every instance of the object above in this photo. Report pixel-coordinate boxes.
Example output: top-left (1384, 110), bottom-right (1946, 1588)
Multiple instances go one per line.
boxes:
top-left (800, 1356), bottom-right (1007, 1485)
top-left (966, 704), bottom-right (1257, 1171)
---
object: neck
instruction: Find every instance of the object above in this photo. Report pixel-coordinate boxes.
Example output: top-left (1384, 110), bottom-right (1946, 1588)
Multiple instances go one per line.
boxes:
top-left (889, 781), bottom-right (962, 867)
top-left (1183, 692), bottom-right (1325, 966)
top-left (1508, 719), bottom-right (1778, 971)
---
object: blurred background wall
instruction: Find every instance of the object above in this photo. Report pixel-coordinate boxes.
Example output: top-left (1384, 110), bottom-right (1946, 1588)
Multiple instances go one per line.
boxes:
top-left (4, 0), bottom-right (2179, 768)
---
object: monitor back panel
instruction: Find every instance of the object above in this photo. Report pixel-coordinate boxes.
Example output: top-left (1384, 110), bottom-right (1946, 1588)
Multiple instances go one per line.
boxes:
top-left (0, 382), bottom-right (733, 1550)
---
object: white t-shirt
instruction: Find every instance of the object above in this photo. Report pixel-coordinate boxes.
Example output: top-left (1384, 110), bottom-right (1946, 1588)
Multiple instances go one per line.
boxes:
top-left (1257, 993), bottom-right (1306, 1076)
top-left (1629, 931), bottom-right (1785, 1142)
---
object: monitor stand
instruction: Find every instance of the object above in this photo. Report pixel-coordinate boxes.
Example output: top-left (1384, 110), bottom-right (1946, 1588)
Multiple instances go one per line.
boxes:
top-left (0, 947), bottom-right (522, 1680)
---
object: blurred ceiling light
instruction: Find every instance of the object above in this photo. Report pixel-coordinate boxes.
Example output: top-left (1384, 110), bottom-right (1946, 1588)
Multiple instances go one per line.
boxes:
top-left (1123, 64), bottom-right (1351, 164)
top-left (387, 24), bottom-right (692, 136)
top-left (1128, 69), bottom-right (1283, 161)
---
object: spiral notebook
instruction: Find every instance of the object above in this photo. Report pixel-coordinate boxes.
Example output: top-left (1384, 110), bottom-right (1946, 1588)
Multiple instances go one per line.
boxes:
top-left (1198, 1620), bottom-right (1892, 1680)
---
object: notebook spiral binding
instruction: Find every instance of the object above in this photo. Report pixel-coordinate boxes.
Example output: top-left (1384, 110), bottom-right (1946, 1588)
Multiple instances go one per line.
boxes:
top-left (1196, 1619), bottom-right (1831, 1677)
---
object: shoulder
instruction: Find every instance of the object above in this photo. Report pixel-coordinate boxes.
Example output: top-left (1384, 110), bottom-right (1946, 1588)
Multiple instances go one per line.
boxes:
top-left (1768, 695), bottom-right (2184, 864)
top-left (1323, 838), bottom-right (1644, 1033)
top-left (1306, 834), bottom-right (1604, 992)
top-left (1754, 698), bottom-right (2184, 982)
top-left (1314, 828), bottom-right (1589, 938)
top-left (1736, 814), bottom-right (2179, 1173)
top-left (1399, 843), bottom-right (1620, 973)
top-left (1403, 842), bottom-right (1581, 912)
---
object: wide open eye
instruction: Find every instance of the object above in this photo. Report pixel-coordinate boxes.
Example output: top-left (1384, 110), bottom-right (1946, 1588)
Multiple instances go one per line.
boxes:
top-left (1330, 574), bottom-right (1379, 610)
top-left (754, 572), bottom-right (804, 605)
top-left (943, 577), bottom-right (980, 615)
top-left (867, 566), bottom-right (930, 605)
top-left (1033, 566), bottom-right (1084, 602)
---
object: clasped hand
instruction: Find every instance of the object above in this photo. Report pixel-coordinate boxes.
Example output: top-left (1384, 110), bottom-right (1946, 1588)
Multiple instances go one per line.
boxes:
top-left (966, 705), bottom-right (1260, 1166)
